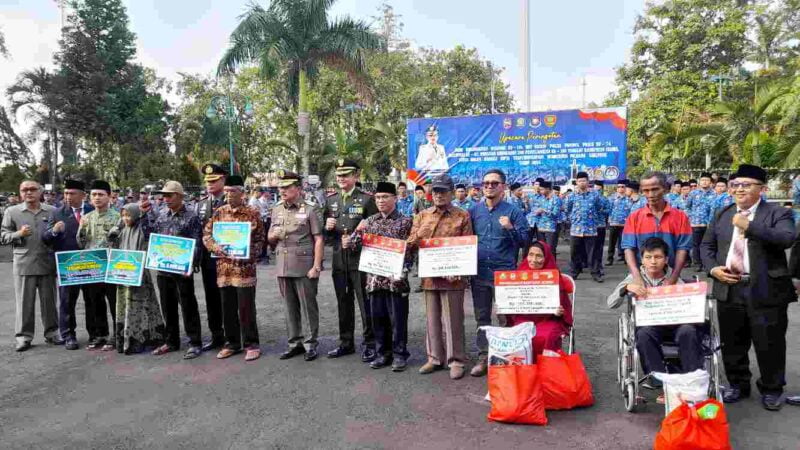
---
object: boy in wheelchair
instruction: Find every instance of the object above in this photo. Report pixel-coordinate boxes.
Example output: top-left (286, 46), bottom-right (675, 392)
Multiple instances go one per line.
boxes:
top-left (607, 237), bottom-right (704, 401)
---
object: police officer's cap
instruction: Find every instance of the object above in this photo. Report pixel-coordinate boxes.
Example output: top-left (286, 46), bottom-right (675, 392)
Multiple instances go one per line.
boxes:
top-left (334, 158), bottom-right (360, 176)
top-left (276, 169), bottom-right (302, 188)
top-left (425, 124), bottom-right (438, 134)
top-left (202, 163), bottom-right (227, 182)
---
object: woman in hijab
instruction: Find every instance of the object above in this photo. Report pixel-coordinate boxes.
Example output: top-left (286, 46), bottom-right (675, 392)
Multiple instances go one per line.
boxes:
top-left (506, 241), bottom-right (573, 355)
top-left (111, 203), bottom-right (166, 354)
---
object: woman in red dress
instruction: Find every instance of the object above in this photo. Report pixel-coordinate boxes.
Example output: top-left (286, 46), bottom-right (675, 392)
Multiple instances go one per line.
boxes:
top-left (505, 241), bottom-right (573, 355)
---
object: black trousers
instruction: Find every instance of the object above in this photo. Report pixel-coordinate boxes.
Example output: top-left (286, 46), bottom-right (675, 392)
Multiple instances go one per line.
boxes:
top-left (369, 290), bottom-right (409, 359)
top-left (636, 324), bottom-right (704, 374)
top-left (58, 285), bottom-right (87, 340)
top-left (84, 283), bottom-right (116, 342)
top-left (220, 286), bottom-right (260, 350)
top-left (607, 225), bottom-right (625, 262)
top-left (156, 275), bottom-right (202, 348)
top-left (691, 227), bottom-right (706, 267)
top-left (200, 254), bottom-right (224, 340)
top-left (542, 230), bottom-right (559, 256)
top-left (332, 269), bottom-right (374, 349)
top-left (718, 285), bottom-right (788, 395)
top-left (592, 227), bottom-right (606, 276)
top-left (569, 235), bottom-right (599, 276)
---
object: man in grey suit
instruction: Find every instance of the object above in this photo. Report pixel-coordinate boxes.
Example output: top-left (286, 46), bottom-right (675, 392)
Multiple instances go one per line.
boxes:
top-left (0, 180), bottom-right (59, 351)
top-left (701, 164), bottom-right (796, 411)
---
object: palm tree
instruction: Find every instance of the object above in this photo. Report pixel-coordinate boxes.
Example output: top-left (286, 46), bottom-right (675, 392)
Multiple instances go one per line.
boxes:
top-left (218, 0), bottom-right (385, 176)
top-left (710, 85), bottom-right (788, 166)
top-left (6, 67), bottom-right (62, 183)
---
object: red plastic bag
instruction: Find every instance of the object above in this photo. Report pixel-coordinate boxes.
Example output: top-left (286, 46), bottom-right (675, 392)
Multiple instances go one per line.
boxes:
top-left (538, 351), bottom-right (594, 410)
top-left (654, 399), bottom-right (732, 450)
top-left (487, 364), bottom-right (548, 425)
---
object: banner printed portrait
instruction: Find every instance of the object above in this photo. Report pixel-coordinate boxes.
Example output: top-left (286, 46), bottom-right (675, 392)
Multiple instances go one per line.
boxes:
top-left (406, 107), bottom-right (628, 187)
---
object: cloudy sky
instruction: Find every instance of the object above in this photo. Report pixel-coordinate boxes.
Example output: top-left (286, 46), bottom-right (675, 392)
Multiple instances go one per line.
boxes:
top-left (1, 0), bottom-right (645, 130)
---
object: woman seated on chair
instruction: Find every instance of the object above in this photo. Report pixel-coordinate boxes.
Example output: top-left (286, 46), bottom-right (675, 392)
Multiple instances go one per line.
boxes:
top-left (607, 237), bottom-right (704, 399)
top-left (506, 241), bottom-right (573, 355)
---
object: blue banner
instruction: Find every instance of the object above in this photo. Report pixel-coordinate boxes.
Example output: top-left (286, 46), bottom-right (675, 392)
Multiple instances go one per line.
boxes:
top-left (145, 233), bottom-right (196, 275)
top-left (406, 107), bottom-right (628, 186)
top-left (106, 249), bottom-right (146, 287)
top-left (55, 249), bottom-right (109, 286)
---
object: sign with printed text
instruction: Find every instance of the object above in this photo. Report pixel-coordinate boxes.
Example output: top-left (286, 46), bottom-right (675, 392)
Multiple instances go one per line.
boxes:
top-left (358, 233), bottom-right (407, 279)
top-left (105, 249), bottom-right (146, 287)
top-left (494, 269), bottom-right (561, 314)
top-left (634, 282), bottom-right (708, 327)
top-left (55, 249), bottom-right (109, 286)
top-left (145, 234), bottom-right (196, 275)
top-left (211, 222), bottom-right (252, 259)
top-left (418, 235), bottom-right (477, 278)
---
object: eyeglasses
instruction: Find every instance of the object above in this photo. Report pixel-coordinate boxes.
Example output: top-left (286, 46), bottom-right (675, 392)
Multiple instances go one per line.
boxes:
top-left (729, 182), bottom-right (762, 190)
top-left (20, 188), bottom-right (39, 192)
top-left (482, 181), bottom-right (502, 188)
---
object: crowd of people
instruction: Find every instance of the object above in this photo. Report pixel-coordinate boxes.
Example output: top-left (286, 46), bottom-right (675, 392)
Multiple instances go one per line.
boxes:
top-left (1, 160), bottom-right (799, 410)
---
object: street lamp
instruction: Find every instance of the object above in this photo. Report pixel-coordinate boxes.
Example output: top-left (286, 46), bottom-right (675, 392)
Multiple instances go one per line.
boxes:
top-left (205, 95), bottom-right (254, 175)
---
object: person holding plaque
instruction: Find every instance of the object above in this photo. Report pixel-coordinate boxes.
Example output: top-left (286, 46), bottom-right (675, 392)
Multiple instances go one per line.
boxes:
top-left (348, 182), bottom-right (414, 371)
top-left (203, 175), bottom-right (265, 362)
top-left (505, 241), bottom-right (573, 356)
top-left (407, 174), bottom-right (473, 379)
top-left (267, 170), bottom-right (324, 362)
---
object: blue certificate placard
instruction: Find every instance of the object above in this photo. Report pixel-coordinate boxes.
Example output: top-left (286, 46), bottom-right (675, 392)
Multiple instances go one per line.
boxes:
top-left (145, 233), bottom-right (196, 275)
top-left (55, 249), bottom-right (109, 286)
top-left (212, 222), bottom-right (252, 259)
top-left (106, 249), bottom-right (146, 287)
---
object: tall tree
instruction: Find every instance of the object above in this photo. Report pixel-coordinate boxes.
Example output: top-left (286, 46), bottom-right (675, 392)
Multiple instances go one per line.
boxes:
top-left (0, 26), bottom-right (8, 58)
top-left (218, 0), bottom-right (385, 175)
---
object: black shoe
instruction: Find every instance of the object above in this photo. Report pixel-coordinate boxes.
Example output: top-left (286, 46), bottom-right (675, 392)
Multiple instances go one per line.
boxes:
top-left (361, 347), bottom-right (377, 363)
top-left (45, 336), bottom-right (65, 345)
top-left (327, 346), bottom-right (355, 358)
top-left (592, 274), bottom-right (605, 283)
top-left (786, 395), bottom-right (800, 406)
top-left (201, 337), bottom-right (225, 352)
top-left (279, 346), bottom-right (305, 360)
top-left (762, 394), bottom-right (783, 411)
top-left (370, 355), bottom-right (393, 369)
top-left (722, 386), bottom-right (750, 404)
top-left (65, 337), bottom-right (79, 350)
top-left (391, 356), bottom-right (407, 372)
top-left (605, 260), bottom-right (614, 266)
top-left (15, 341), bottom-right (31, 352)
top-left (304, 349), bottom-right (318, 361)
top-left (642, 378), bottom-right (663, 390)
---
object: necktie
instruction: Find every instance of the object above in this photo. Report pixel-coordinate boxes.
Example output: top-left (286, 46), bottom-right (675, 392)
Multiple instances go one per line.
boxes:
top-left (729, 210), bottom-right (750, 274)
top-left (74, 208), bottom-right (81, 223)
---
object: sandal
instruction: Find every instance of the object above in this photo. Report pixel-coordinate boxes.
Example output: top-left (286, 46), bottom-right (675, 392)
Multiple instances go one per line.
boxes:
top-left (152, 344), bottom-right (176, 356)
top-left (101, 344), bottom-right (115, 351)
top-left (216, 348), bottom-right (240, 359)
top-left (245, 348), bottom-right (261, 362)
top-left (183, 346), bottom-right (202, 360)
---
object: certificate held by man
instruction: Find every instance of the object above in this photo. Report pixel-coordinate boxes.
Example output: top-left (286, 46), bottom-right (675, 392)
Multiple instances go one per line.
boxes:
top-left (494, 269), bottom-right (560, 314)
top-left (358, 233), bottom-right (407, 279)
top-left (634, 282), bottom-right (707, 327)
top-left (418, 235), bottom-right (477, 278)
top-left (211, 221), bottom-right (252, 259)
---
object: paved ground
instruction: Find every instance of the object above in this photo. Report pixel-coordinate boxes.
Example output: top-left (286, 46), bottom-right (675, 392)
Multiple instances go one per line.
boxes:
top-left (0, 242), bottom-right (798, 449)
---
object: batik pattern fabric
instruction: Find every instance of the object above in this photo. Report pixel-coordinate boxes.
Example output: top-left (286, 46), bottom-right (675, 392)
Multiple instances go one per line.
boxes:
top-left (203, 204), bottom-right (265, 288)
top-left (350, 209), bottom-right (413, 293)
top-left (565, 191), bottom-right (601, 236)
top-left (608, 193), bottom-right (632, 226)
top-left (685, 189), bottom-right (716, 226)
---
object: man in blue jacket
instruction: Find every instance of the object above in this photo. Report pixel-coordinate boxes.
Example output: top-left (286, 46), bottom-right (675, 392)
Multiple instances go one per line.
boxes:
top-left (43, 179), bottom-right (94, 350)
top-left (468, 169), bottom-right (528, 377)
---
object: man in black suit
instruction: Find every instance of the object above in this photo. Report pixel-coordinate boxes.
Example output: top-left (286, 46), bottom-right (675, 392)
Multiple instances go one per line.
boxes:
top-left (42, 179), bottom-right (94, 350)
top-left (701, 164), bottom-right (796, 411)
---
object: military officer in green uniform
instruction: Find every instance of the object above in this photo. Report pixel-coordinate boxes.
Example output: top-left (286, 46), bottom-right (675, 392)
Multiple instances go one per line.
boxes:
top-left (268, 170), bottom-right (324, 361)
top-left (324, 159), bottom-right (379, 361)
top-left (195, 163), bottom-right (227, 351)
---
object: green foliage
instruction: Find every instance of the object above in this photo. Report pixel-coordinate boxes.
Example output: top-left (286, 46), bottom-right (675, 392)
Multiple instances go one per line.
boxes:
top-left (0, 164), bottom-right (27, 192)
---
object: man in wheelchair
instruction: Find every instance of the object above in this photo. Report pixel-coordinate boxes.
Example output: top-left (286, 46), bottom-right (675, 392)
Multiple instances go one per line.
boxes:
top-left (607, 237), bottom-right (704, 402)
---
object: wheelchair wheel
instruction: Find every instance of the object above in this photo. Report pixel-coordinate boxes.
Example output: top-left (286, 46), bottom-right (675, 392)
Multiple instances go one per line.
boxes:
top-left (709, 352), bottom-right (722, 400)
top-left (624, 381), bottom-right (637, 412)
top-left (617, 316), bottom-right (627, 390)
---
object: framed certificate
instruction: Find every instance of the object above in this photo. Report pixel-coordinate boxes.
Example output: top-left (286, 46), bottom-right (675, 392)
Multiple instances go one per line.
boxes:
top-left (634, 282), bottom-right (707, 327)
top-left (495, 269), bottom-right (561, 314)
top-left (418, 235), bottom-right (477, 278)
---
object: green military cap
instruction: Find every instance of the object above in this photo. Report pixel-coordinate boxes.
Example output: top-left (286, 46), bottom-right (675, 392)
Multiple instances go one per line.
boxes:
top-left (334, 158), bottom-right (360, 176)
top-left (276, 169), bottom-right (302, 187)
top-left (201, 163), bottom-right (227, 182)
